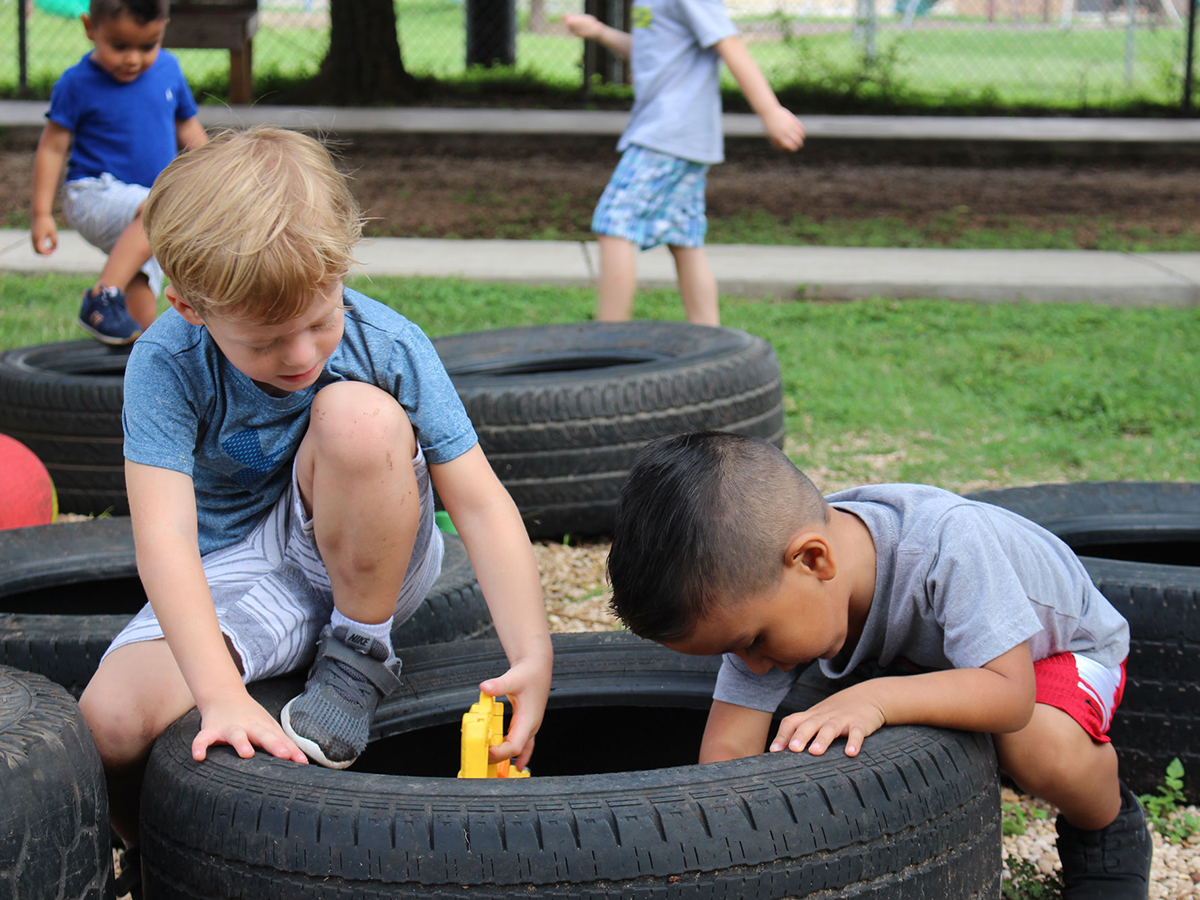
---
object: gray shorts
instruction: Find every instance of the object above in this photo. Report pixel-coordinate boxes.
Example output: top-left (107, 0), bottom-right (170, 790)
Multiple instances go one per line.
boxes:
top-left (102, 445), bottom-right (444, 683)
top-left (62, 173), bottom-right (165, 297)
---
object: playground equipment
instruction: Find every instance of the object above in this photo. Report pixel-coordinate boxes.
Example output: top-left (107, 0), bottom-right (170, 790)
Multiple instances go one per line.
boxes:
top-left (457, 692), bottom-right (530, 779)
top-left (0, 434), bottom-right (56, 530)
top-left (33, 0), bottom-right (88, 19)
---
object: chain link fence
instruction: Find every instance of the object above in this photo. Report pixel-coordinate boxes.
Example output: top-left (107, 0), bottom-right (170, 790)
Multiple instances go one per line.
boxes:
top-left (3, 0), bottom-right (1197, 111)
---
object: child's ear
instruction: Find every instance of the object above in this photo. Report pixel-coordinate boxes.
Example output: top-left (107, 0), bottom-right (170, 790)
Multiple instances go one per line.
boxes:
top-left (165, 286), bottom-right (205, 327)
top-left (80, 14), bottom-right (95, 40)
top-left (784, 533), bottom-right (837, 581)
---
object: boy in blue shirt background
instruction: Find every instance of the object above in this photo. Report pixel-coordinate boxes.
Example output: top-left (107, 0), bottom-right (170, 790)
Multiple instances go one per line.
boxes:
top-left (31, 0), bottom-right (208, 344)
top-left (565, 2), bottom-right (805, 326)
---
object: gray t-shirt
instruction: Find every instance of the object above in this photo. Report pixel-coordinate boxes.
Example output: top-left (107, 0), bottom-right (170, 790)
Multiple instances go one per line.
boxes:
top-left (123, 287), bottom-right (477, 556)
top-left (713, 484), bottom-right (1130, 712)
top-left (617, 0), bottom-right (739, 165)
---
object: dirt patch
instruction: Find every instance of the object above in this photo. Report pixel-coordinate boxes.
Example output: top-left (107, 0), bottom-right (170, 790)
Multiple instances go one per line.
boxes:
top-left (341, 136), bottom-right (1200, 243)
top-left (5, 131), bottom-right (1200, 243)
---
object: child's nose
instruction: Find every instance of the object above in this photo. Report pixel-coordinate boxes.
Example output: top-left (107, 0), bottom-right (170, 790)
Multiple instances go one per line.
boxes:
top-left (736, 649), bottom-right (776, 676)
top-left (280, 336), bottom-right (314, 366)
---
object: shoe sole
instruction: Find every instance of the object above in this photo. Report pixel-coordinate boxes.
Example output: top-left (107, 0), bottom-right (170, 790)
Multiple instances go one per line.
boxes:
top-left (77, 319), bottom-right (140, 346)
top-left (279, 698), bottom-right (357, 770)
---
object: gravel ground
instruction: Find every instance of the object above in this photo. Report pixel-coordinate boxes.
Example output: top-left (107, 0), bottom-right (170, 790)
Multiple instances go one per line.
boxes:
top-left (531, 538), bottom-right (1200, 900)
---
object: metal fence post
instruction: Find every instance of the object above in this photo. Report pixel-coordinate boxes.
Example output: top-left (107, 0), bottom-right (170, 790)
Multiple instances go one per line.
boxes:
top-left (581, 0), bottom-right (629, 94)
top-left (465, 0), bottom-right (516, 68)
top-left (18, 0), bottom-right (29, 96)
top-left (1186, 0), bottom-right (1198, 110)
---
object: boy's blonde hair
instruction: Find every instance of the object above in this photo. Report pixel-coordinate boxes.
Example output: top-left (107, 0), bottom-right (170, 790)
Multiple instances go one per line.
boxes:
top-left (144, 126), bottom-right (362, 323)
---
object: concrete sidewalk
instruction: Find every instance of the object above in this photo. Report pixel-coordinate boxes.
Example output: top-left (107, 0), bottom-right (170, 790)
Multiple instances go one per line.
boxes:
top-left (3, 228), bottom-right (1198, 306)
top-left (5, 100), bottom-right (1200, 145)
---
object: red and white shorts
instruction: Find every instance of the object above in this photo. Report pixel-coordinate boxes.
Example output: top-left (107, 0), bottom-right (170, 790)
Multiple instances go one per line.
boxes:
top-left (1034, 652), bottom-right (1127, 743)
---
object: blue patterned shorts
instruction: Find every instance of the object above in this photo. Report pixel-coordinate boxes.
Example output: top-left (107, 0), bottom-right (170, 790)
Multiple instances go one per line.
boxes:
top-left (592, 145), bottom-right (709, 251)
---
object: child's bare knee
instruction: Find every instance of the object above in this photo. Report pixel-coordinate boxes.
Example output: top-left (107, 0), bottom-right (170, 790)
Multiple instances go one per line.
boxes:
top-left (308, 382), bottom-right (414, 468)
top-left (79, 684), bottom-right (162, 764)
top-left (998, 723), bottom-right (1113, 799)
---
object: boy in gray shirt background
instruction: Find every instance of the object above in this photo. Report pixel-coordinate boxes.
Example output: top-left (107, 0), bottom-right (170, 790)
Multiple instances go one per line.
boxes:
top-left (565, 1), bottom-right (804, 326)
top-left (608, 431), bottom-right (1151, 900)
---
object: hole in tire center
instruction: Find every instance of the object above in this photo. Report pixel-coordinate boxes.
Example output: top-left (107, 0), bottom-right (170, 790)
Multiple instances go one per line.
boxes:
top-left (355, 705), bottom-right (710, 777)
top-left (25, 345), bottom-right (132, 378)
top-left (1067, 539), bottom-right (1199, 567)
top-left (2, 576), bottom-right (146, 615)
top-left (444, 351), bottom-right (665, 378)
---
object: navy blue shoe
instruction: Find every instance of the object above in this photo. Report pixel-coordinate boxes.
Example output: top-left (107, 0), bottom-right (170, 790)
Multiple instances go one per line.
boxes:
top-left (78, 286), bottom-right (141, 345)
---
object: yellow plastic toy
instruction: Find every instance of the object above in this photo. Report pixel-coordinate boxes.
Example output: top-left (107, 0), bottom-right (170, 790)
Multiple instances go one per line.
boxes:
top-left (457, 691), bottom-right (531, 779)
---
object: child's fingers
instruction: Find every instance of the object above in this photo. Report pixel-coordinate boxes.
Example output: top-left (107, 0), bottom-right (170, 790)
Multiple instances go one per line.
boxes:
top-left (769, 712), bottom-right (814, 751)
top-left (479, 675), bottom-right (508, 698)
top-left (507, 707), bottom-right (537, 755)
top-left (488, 700), bottom-right (537, 763)
top-left (844, 725), bottom-right (866, 757)
top-left (191, 731), bottom-right (213, 761)
top-left (191, 726), bottom-right (255, 761)
top-left (802, 719), bottom-right (849, 756)
top-left (261, 733), bottom-right (308, 765)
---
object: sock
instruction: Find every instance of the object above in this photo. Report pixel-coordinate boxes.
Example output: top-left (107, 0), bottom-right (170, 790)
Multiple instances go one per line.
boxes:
top-left (330, 609), bottom-right (395, 662)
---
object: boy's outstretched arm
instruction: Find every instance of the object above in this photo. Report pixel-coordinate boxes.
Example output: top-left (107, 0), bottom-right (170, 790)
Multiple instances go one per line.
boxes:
top-left (563, 14), bottom-right (633, 59)
top-left (430, 445), bottom-right (553, 771)
top-left (126, 461), bottom-right (308, 765)
top-left (700, 699), bottom-right (774, 763)
top-left (771, 642), bottom-right (1036, 756)
top-left (176, 116), bottom-right (208, 152)
top-left (31, 122), bottom-right (71, 255)
top-left (714, 35), bottom-right (805, 151)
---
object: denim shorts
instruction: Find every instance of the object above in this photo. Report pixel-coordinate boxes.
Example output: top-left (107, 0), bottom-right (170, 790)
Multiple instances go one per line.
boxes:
top-left (101, 444), bottom-right (444, 683)
top-left (62, 173), bottom-right (164, 296)
top-left (592, 145), bottom-right (709, 251)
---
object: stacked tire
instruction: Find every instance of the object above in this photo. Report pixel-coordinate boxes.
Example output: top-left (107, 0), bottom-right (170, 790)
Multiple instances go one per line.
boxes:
top-left (137, 633), bottom-right (1001, 900)
top-left (0, 665), bottom-right (114, 900)
top-left (0, 518), bottom-right (494, 698)
top-left (0, 324), bottom-right (786, 537)
top-left (967, 482), bottom-right (1200, 800)
top-left (0, 341), bottom-right (130, 518)
top-left (432, 322), bottom-right (785, 538)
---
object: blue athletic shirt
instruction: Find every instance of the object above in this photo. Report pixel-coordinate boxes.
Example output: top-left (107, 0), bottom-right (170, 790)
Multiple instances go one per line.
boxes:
top-left (122, 288), bottom-right (478, 556)
top-left (617, 0), bottom-right (738, 165)
top-left (47, 50), bottom-right (198, 187)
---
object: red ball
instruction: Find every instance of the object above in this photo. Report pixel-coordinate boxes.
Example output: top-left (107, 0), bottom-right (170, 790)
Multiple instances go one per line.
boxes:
top-left (0, 434), bottom-right (57, 530)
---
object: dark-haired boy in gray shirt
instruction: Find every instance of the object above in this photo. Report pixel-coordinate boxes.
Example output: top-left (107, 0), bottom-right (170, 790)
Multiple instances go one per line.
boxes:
top-left (608, 431), bottom-right (1151, 900)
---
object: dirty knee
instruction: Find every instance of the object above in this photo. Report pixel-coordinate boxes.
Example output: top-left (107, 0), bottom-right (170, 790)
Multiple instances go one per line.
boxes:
top-left (308, 382), bottom-right (414, 470)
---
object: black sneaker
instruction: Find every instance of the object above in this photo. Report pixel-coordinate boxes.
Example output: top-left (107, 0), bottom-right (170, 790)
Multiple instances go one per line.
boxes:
top-left (113, 844), bottom-right (141, 900)
top-left (1056, 781), bottom-right (1152, 899)
top-left (78, 285), bottom-right (141, 345)
top-left (279, 625), bottom-right (401, 769)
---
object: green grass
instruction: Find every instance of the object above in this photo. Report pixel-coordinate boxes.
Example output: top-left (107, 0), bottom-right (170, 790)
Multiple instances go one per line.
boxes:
top-left (4, 272), bottom-right (1197, 492)
top-left (0, 0), bottom-right (1191, 113)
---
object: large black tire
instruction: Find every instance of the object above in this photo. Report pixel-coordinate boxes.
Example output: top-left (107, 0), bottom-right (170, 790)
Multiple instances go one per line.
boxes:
top-left (966, 482), bottom-right (1200, 799)
top-left (433, 322), bottom-right (785, 539)
top-left (0, 341), bottom-right (129, 517)
top-left (0, 665), bottom-right (114, 900)
top-left (1082, 557), bottom-right (1200, 800)
top-left (0, 518), bottom-right (491, 698)
top-left (966, 481), bottom-right (1200, 567)
top-left (139, 633), bottom-right (1000, 900)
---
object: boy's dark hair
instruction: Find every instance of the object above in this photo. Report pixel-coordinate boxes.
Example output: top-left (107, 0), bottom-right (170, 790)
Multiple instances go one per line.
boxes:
top-left (608, 431), bottom-right (829, 643)
top-left (90, 0), bottom-right (170, 25)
